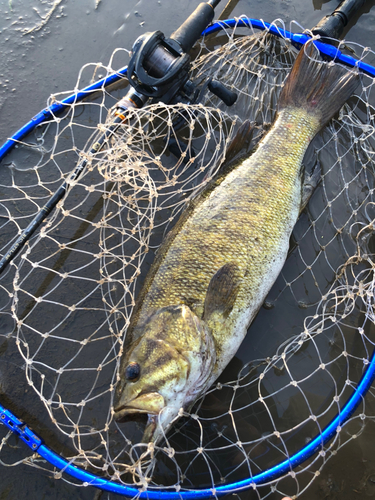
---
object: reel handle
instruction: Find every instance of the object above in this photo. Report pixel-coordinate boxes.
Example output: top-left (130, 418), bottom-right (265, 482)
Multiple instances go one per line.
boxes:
top-left (208, 79), bottom-right (237, 106)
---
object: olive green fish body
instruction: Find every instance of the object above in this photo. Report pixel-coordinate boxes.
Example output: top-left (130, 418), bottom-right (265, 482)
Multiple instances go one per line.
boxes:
top-left (135, 109), bottom-right (316, 371)
top-left (114, 44), bottom-right (359, 443)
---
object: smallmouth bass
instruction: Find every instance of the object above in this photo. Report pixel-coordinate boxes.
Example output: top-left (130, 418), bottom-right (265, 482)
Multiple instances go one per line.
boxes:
top-left (113, 43), bottom-right (359, 443)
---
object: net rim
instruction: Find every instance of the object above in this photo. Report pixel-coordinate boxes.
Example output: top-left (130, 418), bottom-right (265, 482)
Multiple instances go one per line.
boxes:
top-left (0, 16), bottom-right (375, 498)
top-left (1, 344), bottom-right (375, 500)
top-left (0, 16), bottom-right (373, 165)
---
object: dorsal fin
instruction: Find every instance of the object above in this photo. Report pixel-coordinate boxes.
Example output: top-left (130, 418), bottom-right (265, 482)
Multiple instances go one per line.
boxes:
top-left (127, 122), bottom-right (255, 339)
top-left (223, 120), bottom-right (254, 167)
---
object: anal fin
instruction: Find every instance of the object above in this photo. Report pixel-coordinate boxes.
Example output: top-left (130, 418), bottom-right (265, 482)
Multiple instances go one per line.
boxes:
top-left (300, 161), bottom-right (321, 213)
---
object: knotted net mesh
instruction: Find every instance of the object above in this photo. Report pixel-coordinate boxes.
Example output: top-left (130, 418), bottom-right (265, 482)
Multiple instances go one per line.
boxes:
top-left (1, 18), bottom-right (375, 499)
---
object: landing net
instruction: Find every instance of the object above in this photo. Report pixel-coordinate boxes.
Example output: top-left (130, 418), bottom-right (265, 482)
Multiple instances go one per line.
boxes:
top-left (1, 18), bottom-right (375, 499)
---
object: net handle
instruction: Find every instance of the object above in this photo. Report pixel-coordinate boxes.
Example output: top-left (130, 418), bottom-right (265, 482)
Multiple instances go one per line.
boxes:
top-left (1, 17), bottom-right (375, 499)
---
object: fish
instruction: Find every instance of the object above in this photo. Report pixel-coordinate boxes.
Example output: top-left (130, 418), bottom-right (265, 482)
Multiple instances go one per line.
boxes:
top-left (113, 42), bottom-right (359, 444)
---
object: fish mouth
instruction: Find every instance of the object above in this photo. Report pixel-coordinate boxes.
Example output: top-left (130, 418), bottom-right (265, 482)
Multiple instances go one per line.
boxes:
top-left (114, 406), bottom-right (151, 421)
top-left (114, 392), bottom-right (165, 443)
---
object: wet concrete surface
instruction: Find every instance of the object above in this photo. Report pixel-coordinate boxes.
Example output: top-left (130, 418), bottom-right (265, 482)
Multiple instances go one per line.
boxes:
top-left (0, 0), bottom-right (375, 498)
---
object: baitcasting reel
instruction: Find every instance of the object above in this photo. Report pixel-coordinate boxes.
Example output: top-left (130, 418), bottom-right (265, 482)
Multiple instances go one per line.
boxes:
top-left (115, 0), bottom-right (237, 117)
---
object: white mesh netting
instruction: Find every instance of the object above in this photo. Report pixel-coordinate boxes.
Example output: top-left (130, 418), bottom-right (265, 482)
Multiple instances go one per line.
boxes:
top-left (1, 18), bottom-right (375, 499)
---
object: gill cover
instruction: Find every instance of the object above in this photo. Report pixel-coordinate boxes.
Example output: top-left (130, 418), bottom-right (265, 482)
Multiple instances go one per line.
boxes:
top-left (114, 304), bottom-right (216, 442)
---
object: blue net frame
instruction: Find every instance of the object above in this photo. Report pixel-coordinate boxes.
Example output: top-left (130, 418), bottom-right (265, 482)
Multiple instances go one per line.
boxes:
top-left (1, 17), bottom-right (375, 498)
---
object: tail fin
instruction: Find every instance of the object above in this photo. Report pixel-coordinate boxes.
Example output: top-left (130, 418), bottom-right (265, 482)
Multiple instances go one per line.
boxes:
top-left (278, 41), bottom-right (359, 126)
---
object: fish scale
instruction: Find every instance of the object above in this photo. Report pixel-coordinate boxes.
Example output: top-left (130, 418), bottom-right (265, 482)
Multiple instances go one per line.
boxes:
top-left (114, 44), bottom-right (359, 444)
top-left (138, 111), bottom-right (316, 345)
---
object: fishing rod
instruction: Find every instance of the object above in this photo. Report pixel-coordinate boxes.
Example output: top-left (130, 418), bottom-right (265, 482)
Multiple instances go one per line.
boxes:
top-left (1, 1), bottom-right (375, 498)
top-left (312, 0), bottom-right (367, 39)
top-left (0, 2), bottom-right (372, 280)
top-left (0, 0), bottom-right (370, 277)
top-left (0, 0), bottom-right (238, 276)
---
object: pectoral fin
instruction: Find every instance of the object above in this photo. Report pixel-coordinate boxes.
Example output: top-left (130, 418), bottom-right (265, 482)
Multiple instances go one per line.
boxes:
top-left (203, 262), bottom-right (241, 320)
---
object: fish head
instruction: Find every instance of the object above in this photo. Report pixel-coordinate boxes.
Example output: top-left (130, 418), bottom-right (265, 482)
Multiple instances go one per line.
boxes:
top-left (113, 304), bottom-right (215, 443)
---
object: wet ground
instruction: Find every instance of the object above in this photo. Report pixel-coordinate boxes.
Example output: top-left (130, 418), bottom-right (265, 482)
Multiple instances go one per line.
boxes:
top-left (0, 0), bottom-right (375, 499)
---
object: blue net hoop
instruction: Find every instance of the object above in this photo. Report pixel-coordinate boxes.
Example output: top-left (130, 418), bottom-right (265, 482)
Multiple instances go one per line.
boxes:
top-left (1, 17), bottom-right (375, 498)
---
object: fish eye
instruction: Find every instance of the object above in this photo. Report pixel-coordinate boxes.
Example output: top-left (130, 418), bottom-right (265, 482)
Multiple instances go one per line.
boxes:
top-left (125, 362), bottom-right (141, 382)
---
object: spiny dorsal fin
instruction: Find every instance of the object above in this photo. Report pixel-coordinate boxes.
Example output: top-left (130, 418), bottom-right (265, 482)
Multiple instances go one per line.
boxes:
top-left (203, 262), bottom-right (241, 321)
top-left (128, 124), bottom-right (254, 337)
